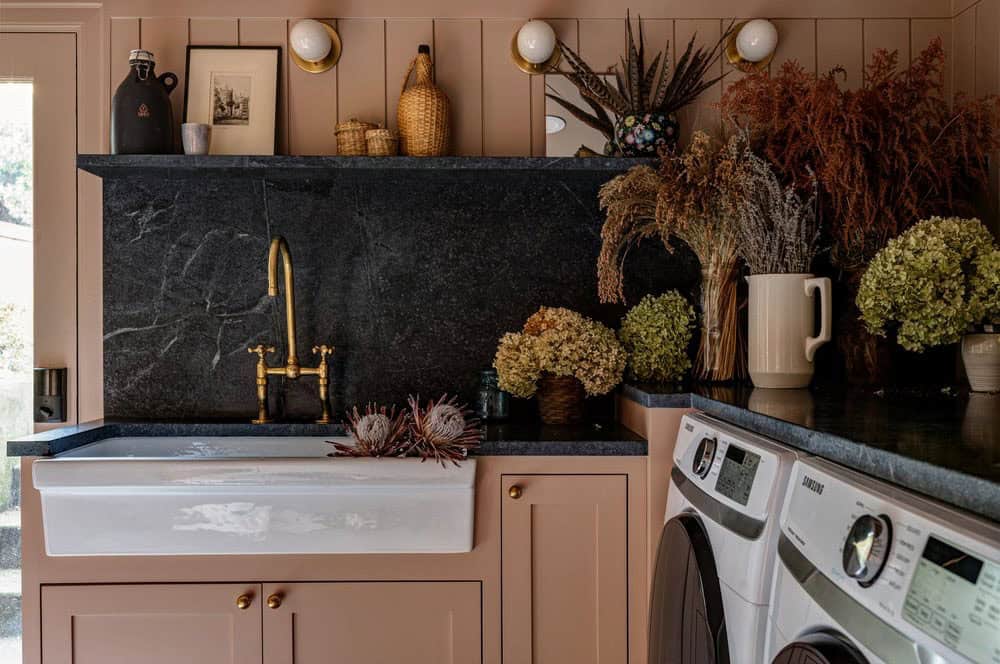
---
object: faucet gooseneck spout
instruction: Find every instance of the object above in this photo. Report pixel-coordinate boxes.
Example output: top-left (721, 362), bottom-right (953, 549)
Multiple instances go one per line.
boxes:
top-left (267, 236), bottom-right (298, 371)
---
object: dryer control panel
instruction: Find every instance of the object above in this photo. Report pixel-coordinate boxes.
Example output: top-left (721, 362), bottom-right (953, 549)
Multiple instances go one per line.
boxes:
top-left (780, 457), bottom-right (1000, 664)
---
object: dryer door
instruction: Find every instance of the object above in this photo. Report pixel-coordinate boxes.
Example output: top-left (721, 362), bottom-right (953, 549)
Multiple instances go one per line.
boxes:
top-left (648, 514), bottom-right (729, 664)
top-left (771, 632), bottom-right (868, 664)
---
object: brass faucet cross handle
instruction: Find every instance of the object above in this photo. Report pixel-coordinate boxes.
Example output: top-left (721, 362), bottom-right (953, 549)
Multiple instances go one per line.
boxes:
top-left (247, 236), bottom-right (336, 424)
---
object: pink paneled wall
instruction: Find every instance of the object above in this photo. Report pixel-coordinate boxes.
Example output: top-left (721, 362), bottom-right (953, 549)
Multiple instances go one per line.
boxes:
top-left (108, 14), bottom-right (955, 156)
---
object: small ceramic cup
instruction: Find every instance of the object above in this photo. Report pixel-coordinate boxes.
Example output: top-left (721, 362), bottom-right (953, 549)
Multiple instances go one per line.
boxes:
top-left (181, 123), bottom-right (212, 155)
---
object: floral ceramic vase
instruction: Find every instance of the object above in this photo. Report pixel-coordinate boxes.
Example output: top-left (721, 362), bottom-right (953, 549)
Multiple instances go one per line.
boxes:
top-left (614, 113), bottom-right (678, 156)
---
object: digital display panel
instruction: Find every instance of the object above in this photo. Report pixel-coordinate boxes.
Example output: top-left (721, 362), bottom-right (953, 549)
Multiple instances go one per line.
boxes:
top-left (903, 536), bottom-right (1000, 662)
top-left (714, 444), bottom-right (760, 506)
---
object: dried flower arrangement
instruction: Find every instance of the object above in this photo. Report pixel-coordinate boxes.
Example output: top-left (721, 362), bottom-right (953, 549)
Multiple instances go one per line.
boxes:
top-left (329, 396), bottom-right (480, 466)
top-left (598, 131), bottom-right (749, 381)
top-left (548, 16), bottom-right (732, 155)
top-left (619, 291), bottom-right (695, 382)
top-left (494, 306), bottom-right (626, 398)
top-left (719, 39), bottom-right (1000, 272)
top-left (857, 217), bottom-right (1000, 352)
top-left (735, 150), bottom-right (820, 275)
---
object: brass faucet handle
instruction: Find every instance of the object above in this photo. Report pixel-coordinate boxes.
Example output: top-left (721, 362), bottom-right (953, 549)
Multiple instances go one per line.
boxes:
top-left (248, 344), bottom-right (276, 361)
top-left (312, 344), bottom-right (334, 359)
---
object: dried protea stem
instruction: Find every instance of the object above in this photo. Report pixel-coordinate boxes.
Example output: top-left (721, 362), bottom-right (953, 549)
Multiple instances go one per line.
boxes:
top-left (329, 403), bottom-right (411, 458)
top-left (408, 394), bottom-right (481, 466)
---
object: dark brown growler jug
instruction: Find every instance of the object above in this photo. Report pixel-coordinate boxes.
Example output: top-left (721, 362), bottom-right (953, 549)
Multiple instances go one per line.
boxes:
top-left (111, 49), bottom-right (178, 154)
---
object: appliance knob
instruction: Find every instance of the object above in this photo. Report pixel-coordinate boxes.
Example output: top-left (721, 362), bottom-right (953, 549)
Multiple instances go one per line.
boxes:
top-left (692, 436), bottom-right (717, 478)
top-left (842, 514), bottom-right (892, 586)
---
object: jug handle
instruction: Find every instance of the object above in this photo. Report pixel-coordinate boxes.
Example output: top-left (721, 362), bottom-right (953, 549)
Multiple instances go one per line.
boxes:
top-left (159, 72), bottom-right (178, 94)
top-left (804, 277), bottom-right (832, 362)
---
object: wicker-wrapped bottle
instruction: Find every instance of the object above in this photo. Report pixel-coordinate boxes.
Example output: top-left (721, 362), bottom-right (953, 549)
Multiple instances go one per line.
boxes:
top-left (397, 44), bottom-right (450, 156)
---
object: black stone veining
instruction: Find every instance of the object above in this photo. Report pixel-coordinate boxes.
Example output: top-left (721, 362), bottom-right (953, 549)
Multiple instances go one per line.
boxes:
top-left (95, 157), bottom-right (696, 421)
top-left (623, 383), bottom-right (1000, 523)
top-left (6, 419), bottom-right (645, 457)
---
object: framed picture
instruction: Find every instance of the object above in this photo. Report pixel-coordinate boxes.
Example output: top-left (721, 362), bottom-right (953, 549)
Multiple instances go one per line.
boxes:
top-left (183, 46), bottom-right (280, 155)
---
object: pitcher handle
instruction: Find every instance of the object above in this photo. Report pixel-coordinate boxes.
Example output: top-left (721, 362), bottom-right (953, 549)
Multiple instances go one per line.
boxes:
top-left (159, 71), bottom-right (178, 94)
top-left (804, 277), bottom-right (832, 362)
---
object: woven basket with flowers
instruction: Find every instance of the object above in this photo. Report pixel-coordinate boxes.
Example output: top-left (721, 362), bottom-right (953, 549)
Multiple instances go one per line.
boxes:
top-left (493, 307), bottom-right (626, 424)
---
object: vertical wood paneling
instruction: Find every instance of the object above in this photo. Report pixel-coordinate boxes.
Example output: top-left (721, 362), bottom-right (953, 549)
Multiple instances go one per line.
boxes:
top-left (434, 19), bottom-right (483, 156)
top-left (976, 0), bottom-right (1000, 95)
top-left (385, 20), bottom-right (434, 134)
top-left (579, 19), bottom-right (624, 73)
top-left (337, 19), bottom-right (387, 126)
top-left (287, 19), bottom-right (337, 155)
top-left (911, 19), bottom-right (951, 99)
top-left (139, 17), bottom-right (189, 149)
top-left (771, 19), bottom-right (817, 74)
top-left (189, 17), bottom-right (238, 45)
top-left (952, 8), bottom-right (976, 96)
top-left (817, 19), bottom-right (864, 88)
top-left (864, 18), bottom-right (911, 64)
top-left (109, 18), bottom-right (140, 101)
top-left (675, 19), bottom-right (722, 140)
top-left (238, 18), bottom-right (289, 155)
top-left (482, 19), bottom-right (531, 156)
top-left (530, 19), bottom-right (577, 156)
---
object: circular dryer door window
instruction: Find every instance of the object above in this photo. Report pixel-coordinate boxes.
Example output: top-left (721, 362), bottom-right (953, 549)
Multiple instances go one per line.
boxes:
top-left (648, 514), bottom-right (729, 664)
top-left (771, 632), bottom-right (868, 664)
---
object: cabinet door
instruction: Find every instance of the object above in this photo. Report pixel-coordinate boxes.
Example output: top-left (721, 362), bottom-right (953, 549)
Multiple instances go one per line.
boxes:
top-left (502, 475), bottom-right (629, 664)
top-left (262, 581), bottom-right (481, 664)
top-left (41, 583), bottom-right (263, 664)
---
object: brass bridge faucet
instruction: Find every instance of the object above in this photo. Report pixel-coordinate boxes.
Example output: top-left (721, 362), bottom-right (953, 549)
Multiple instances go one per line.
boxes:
top-left (248, 236), bottom-right (334, 424)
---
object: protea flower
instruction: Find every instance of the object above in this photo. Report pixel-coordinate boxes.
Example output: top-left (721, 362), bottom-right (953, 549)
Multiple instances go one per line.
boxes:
top-left (407, 394), bottom-right (481, 466)
top-left (329, 404), bottom-right (410, 458)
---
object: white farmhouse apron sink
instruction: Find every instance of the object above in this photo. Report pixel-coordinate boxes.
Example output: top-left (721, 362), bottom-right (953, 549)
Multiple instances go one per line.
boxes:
top-left (32, 436), bottom-right (476, 556)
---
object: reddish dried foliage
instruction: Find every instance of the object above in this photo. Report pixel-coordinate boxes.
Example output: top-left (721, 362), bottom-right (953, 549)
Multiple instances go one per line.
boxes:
top-left (719, 38), bottom-right (1000, 270)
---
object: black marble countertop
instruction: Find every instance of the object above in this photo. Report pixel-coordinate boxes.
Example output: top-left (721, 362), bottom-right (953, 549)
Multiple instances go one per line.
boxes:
top-left (77, 154), bottom-right (654, 179)
top-left (623, 383), bottom-right (1000, 523)
top-left (6, 418), bottom-right (645, 458)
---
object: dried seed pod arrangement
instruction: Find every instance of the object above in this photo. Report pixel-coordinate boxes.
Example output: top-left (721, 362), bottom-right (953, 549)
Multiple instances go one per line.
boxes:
top-left (407, 395), bottom-right (481, 466)
top-left (328, 395), bottom-right (480, 466)
top-left (329, 404), bottom-right (410, 458)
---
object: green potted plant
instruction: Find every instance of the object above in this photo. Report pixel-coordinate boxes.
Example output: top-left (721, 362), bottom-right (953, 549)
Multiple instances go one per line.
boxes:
top-left (619, 292), bottom-right (695, 383)
top-left (493, 307), bottom-right (626, 423)
top-left (857, 216), bottom-right (1000, 392)
top-left (548, 16), bottom-right (732, 156)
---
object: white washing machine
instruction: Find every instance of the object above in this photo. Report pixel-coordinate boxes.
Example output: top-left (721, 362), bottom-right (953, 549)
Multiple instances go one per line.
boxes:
top-left (648, 413), bottom-right (806, 664)
top-left (767, 456), bottom-right (1000, 663)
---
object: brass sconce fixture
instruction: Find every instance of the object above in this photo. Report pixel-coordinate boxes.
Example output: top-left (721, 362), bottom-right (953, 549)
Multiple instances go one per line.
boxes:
top-left (725, 19), bottom-right (778, 72)
top-left (511, 20), bottom-right (561, 74)
top-left (289, 19), bottom-right (342, 73)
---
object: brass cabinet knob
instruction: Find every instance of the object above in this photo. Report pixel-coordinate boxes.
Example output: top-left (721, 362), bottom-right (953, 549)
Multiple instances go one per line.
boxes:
top-left (266, 594), bottom-right (282, 609)
top-left (508, 485), bottom-right (523, 500)
top-left (236, 594), bottom-right (252, 610)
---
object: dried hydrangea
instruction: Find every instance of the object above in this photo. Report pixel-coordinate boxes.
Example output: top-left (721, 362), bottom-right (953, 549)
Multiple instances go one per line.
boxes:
top-left (619, 292), bottom-right (695, 382)
top-left (857, 217), bottom-right (1000, 352)
top-left (494, 307), bottom-right (626, 398)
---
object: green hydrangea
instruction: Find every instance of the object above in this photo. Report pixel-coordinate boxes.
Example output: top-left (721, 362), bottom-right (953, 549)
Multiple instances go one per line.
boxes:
top-left (857, 216), bottom-right (1000, 352)
top-left (619, 292), bottom-right (695, 382)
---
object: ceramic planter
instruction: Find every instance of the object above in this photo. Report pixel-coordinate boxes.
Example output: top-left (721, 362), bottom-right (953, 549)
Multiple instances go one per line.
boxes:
top-left (614, 113), bottom-right (678, 156)
top-left (747, 273), bottom-right (832, 389)
top-left (962, 333), bottom-right (1000, 392)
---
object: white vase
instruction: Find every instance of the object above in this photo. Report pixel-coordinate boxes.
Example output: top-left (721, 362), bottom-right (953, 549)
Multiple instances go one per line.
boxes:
top-left (962, 333), bottom-right (1000, 392)
top-left (747, 273), bottom-right (832, 389)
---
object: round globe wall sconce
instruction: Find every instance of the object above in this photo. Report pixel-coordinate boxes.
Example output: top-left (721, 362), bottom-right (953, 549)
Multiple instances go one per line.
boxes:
top-left (511, 20), bottom-right (561, 74)
top-left (290, 19), bottom-right (342, 73)
top-left (725, 19), bottom-right (778, 72)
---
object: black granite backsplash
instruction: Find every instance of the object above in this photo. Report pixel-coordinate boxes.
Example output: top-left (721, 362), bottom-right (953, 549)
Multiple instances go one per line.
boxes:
top-left (103, 168), bottom-right (697, 419)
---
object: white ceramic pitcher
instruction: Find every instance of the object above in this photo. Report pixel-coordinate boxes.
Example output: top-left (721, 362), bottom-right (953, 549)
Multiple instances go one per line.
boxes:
top-left (747, 274), bottom-right (832, 389)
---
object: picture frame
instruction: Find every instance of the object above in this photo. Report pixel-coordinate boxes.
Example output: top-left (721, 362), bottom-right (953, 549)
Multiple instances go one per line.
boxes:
top-left (183, 45), bottom-right (281, 155)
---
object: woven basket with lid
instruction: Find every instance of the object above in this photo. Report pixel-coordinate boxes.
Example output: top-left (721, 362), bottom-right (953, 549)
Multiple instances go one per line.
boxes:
top-left (335, 118), bottom-right (377, 156)
top-left (397, 44), bottom-right (450, 156)
top-left (365, 128), bottom-right (398, 156)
